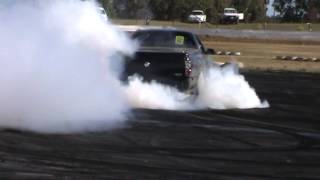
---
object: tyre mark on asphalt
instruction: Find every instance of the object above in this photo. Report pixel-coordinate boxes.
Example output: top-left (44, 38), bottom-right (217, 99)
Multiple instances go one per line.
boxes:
top-left (180, 111), bottom-right (320, 151)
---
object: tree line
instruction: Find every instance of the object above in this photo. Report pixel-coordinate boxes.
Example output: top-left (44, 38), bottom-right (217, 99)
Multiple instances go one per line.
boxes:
top-left (274, 0), bottom-right (320, 22)
top-left (98, 0), bottom-right (320, 23)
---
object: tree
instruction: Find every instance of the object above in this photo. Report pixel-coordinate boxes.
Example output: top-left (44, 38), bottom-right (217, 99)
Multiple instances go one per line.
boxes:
top-left (108, 0), bottom-right (268, 23)
top-left (246, 0), bottom-right (266, 22)
top-left (305, 0), bottom-right (320, 22)
top-left (97, 0), bottom-right (115, 18)
top-left (126, 0), bottom-right (147, 18)
top-left (272, 0), bottom-right (320, 22)
top-left (148, 0), bottom-right (170, 20)
top-left (148, 0), bottom-right (221, 22)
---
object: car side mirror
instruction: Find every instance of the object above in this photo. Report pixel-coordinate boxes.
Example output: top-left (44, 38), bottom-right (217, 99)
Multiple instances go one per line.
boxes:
top-left (206, 48), bottom-right (215, 55)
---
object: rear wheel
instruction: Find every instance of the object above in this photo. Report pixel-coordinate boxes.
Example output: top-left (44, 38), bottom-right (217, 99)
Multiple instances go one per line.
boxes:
top-left (186, 76), bottom-right (199, 96)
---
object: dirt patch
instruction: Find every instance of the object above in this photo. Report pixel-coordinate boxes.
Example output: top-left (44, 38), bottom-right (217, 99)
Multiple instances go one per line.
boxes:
top-left (203, 39), bottom-right (320, 73)
top-left (200, 35), bottom-right (320, 45)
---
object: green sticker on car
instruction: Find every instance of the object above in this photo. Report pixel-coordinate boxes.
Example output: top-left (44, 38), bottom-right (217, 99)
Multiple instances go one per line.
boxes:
top-left (175, 36), bottom-right (185, 45)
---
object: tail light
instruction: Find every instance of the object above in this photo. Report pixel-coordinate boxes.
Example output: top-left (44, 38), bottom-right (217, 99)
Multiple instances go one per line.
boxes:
top-left (184, 54), bottom-right (192, 77)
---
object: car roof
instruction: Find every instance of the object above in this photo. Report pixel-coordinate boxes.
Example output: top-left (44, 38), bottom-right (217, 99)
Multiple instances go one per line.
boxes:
top-left (224, 8), bottom-right (236, 11)
top-left (133, 29), bottom-right (200, 50)
top-left (138, 47), bottom-right (199, 53)
top-left (134, 28), bottom-right (194, 35)
top-left (192, 10), bottom-right (204, 13)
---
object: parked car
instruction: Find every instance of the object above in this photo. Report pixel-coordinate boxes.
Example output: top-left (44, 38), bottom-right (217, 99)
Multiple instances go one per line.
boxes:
top-left (187, 10), bottom-right (207, 23)
top-left (122, 29), bottom-right (215, 94)
top-left (98, 7), bottom-right (108, 21)
top-left (220, 8), bottom-right (244, 24)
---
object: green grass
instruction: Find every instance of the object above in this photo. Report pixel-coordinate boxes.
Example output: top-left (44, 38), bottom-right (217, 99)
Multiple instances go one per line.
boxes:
top-left (112, 19), bottom-right (320, 32)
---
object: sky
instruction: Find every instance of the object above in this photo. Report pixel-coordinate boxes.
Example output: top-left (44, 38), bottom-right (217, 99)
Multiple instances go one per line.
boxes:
top-left (267, 0), bottom-right (280, 17)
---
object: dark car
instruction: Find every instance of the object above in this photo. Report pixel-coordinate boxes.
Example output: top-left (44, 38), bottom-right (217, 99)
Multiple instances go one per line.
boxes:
top-left (122, 29), bottom-right (215, 94)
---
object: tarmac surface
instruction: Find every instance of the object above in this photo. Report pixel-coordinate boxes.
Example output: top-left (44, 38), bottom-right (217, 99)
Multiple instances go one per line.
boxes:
top-left (0, 70), bottom-right (320, 179)
top-left (118, 25), bottom-right (320, 43)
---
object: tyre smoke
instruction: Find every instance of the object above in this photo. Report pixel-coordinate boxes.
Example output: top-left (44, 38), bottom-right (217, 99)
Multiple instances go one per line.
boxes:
top-left (0, 0), bottom-right (268, 134)
top-left (196, 64), bottom-right (269, 109)
top-left (125, 63), bottom-right (269, 110)
top-left (0, 0), bottom-right (135, 133)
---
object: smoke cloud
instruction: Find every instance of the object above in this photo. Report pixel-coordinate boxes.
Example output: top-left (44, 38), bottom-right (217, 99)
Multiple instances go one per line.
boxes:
top-left (125, 63), bottom-right (268, 110)
top-left (0, 0), bottom-right (268, 134)
top-left (0, 0), bottom-right (135, 133)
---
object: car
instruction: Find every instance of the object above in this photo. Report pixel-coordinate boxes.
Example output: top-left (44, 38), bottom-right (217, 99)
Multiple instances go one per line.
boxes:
top-left (122, 29), bottom-right (215, 94)
top-left (98, 7), bottom-right (108, 21)
top-left (187, 10), bottom-right (207, 23)
top-left (220, 8), bottom-right (244, 24)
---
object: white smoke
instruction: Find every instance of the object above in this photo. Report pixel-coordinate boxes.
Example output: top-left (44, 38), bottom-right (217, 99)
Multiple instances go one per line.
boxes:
top-left (125, 76), bottom-right (193, 110)
top-left (196, 64), bottom-right (269, 109)
top-left (0, 0), bottom-right (268, 134)
top-left (0, 0), bottom-right (135, 133)
top-left (125, 63), bottom-right (269, 110)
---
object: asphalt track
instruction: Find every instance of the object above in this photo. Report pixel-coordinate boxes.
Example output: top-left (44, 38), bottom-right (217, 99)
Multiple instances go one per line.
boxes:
top-left (0, 70), bottom-right (320, 179)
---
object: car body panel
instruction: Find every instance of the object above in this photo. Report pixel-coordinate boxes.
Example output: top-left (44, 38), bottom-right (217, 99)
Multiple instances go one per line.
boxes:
top-left (188, 10), bottom-right (207, 23)
top-left (122, 29), bottom-right (213, 92)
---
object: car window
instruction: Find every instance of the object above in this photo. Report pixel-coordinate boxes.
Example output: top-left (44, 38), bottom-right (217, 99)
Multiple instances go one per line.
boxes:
top-left (191, 12), bottom-right (204, 15)
top-left (225, 10), bottom-right (237, 13)
top-left (133, 31), bottom-right (197, 49)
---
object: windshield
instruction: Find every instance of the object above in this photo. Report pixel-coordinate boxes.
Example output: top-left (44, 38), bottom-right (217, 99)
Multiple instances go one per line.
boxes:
top-left (225, 9), bottom-right (237, 13)
top-left (133, 31), bottom-right (197, 49)
top-left (191, 12), bottom-right (204, 15)
top-left (99, 8), bottom-right (106, 14)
